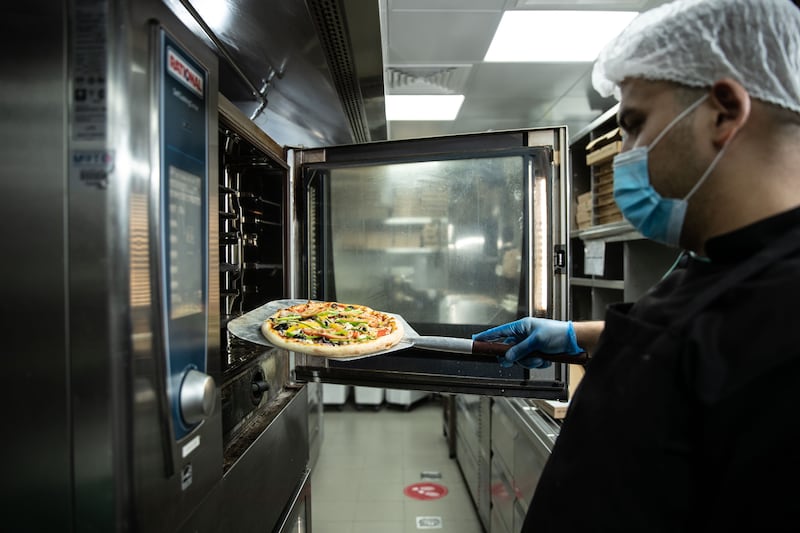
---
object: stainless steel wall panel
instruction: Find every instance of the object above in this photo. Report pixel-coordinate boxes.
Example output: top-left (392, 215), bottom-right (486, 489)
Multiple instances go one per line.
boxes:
top-left (1, 1), bottom-right (72, 530)
top-left (307, 381), bottom-right (323, 470)
top-left (69, 0), bottom-right (127, 526)
top-left (163, 0), bottom-right (386, 147)
top-left (3, 0), bottom-right (225, 530)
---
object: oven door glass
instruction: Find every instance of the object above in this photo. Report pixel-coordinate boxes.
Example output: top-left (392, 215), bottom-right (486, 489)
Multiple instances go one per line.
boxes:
top-left (294, 129), bottom-right (569, 399)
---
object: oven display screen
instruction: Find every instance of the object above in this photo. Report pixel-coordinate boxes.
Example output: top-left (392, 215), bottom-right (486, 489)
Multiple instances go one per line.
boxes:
top-left (168, 165), bottom-right (204, 320)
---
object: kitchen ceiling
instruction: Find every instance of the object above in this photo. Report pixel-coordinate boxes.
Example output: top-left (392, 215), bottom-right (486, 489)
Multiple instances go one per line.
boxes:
top-left (168, 0), bottom-right (673, 148)
top-left (379, 0), bottom-right (671, 141)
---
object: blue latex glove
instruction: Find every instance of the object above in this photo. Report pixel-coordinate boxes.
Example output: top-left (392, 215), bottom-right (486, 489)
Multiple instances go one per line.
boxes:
top-left (472, 318), bottom-right (582, 369)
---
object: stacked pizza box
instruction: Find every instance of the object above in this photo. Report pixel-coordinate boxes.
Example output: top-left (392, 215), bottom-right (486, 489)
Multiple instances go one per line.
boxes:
top-left (421, 221), bottom-right (446, 247)
top-left (419, 185), bottom-right (449, 219)
top-left (575, 191), bottom-right (592, 230)
top-left (365, 230), bottom-right (392, 250)
top-left (387, 183), bottom-right (449, 249)
top-left (391, 187), bottom-right (420, 217)
top-left (392, 228), bottom-right (423, 248)
top-left (389, 186), bottom-right (418, 248)
top-left (357, 187), bottom-right (391, 219)
top-left (592, 163), bottom-right (622, 225)
top-left (392, 184), bottom-right (448, 219)
top-left (585, 127), bottom-right (623, 226)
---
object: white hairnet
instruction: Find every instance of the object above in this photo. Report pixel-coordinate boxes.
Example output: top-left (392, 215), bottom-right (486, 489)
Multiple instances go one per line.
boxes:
top-left (592, 0), bottom-right (800, 114)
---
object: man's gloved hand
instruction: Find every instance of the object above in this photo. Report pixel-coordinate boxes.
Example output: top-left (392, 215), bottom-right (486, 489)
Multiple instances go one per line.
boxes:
top-left (472, 317), bottom-right (582, 369)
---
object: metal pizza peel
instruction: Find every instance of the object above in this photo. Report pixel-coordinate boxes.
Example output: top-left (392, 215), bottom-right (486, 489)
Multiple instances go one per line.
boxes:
top-left (226, 298), bottom-right (589, 365)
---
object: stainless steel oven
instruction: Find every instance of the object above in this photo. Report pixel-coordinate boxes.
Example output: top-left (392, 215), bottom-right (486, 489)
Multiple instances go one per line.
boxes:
top-left (3, 1), bottom-right (310, 531)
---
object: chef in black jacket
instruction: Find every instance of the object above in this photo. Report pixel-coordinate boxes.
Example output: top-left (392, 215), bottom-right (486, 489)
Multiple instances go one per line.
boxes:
top-left (473, 0), bottom-right (800, 530)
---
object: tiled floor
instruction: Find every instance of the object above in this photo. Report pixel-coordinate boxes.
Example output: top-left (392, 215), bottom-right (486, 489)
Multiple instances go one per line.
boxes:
top-left (310, 393), bottom-right (484, 533)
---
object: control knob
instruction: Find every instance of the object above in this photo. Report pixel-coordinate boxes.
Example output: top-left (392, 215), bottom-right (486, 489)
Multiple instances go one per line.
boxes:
top-left (180, 369), bottom-right (217, 425)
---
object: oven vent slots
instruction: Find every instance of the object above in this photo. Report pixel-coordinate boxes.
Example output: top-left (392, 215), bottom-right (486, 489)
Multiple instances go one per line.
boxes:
top-left (307, 0), bottom-right (370, 143)
top-left (386, 65), bottom-right (472, 95)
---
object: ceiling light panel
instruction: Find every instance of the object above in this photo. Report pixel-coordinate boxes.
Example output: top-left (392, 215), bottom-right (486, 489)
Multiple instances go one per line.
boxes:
top-left (385, 94), bottom-right (465, 121)
top-left (392, 0), bottom-right (506, 9)
top-left (484, 10), bottom-right (638, 62)
top-left (513, 0), bottom-right (649, 7)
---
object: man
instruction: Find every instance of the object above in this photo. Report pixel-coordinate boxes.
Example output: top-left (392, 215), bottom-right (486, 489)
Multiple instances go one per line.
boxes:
top-left (474, 0), bottom-right (800, 530)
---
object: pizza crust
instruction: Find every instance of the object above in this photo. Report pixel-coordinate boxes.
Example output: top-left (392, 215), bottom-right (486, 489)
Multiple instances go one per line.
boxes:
top-left (260, 302), bottom-right (405, 357)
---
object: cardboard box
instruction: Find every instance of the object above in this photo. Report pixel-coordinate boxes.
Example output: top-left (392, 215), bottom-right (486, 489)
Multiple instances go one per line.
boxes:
top-left (365, 231), bottom-right (391, 249)
top-left (586, 127), bottom-right (622, 166)
top-left (594, 179), bottom-right (615, 196)
top-left (568, 364), bottom-right (584, 401)
top-left (392, 228), bottom-right (422, 248)
top-left (576, 210), bottom-right (592, 229)
top-left (595, 203), bottom-right (621, 218)
top-left (533, 398), bottom-right (569, 419)
top-left (593, 162), bottom-right (614, 180)
top-left (575, 193), bottom-right (592, 229)
top-left (593, 169), bottom-right (614, 186)
top-left (594, 190), bottom-right (615, 208)
top-left (597, 212), bottom-right (624, 225)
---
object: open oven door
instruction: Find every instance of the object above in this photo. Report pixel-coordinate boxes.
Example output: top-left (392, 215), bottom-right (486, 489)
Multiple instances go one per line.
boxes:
top-left (286, 127), bottom-right (575, 400)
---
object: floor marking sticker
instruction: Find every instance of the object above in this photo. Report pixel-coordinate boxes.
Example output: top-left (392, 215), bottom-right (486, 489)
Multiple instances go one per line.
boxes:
top-left (416, 516), bottom-right (443, 529)
top-left (404, 482), bottom-right (448, 500)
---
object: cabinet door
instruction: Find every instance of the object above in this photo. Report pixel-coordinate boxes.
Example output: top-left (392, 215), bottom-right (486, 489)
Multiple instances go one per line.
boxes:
top-left (490, 454), bottom-right (516, 533)
top-left (491, 400), bottom-right (517, 475)
top-left (513, 407), bottom-right (558, 505)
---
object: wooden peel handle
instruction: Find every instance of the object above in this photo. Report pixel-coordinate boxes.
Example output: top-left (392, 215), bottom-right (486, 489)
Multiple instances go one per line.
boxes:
top-left (471, 341), bottom-right (590, 366)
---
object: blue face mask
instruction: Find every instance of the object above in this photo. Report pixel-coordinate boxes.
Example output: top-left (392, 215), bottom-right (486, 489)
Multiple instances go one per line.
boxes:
top-left (613, 94), bottom-right (730, 247)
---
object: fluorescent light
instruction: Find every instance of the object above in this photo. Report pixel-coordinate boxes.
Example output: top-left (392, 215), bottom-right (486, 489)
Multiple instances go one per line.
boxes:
top-left (453, 236), bottom-right (485, 250)
top-left (193, 0), bottom-right (232, 25)
top-left (385, 95), bottom-right (465, 121)
top-left (164, 0), bottom-right (233, 31)
top-left (385, 217), bottom-right (433, 225)
top-left (484, 10), bottom-right (638, 62)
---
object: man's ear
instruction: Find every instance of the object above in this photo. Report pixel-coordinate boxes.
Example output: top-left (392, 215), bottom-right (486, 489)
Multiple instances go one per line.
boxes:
top-left (709, 78), bottom-right (751, 146)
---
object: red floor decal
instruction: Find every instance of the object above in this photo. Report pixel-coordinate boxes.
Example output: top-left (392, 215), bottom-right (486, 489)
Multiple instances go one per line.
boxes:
top-left (404, 482), bottom-right (449, 500)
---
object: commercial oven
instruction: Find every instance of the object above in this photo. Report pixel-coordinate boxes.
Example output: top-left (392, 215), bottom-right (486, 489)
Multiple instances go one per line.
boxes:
top-left (3, 1), bottom-right (310, 532)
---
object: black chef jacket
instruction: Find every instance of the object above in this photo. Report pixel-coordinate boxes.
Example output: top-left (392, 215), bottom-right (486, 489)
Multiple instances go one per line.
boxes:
top-left (522, 206), bottom-right (800, 532)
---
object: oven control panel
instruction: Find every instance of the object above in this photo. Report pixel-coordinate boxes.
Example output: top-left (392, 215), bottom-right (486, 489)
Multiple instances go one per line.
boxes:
top-left (159, 30), bottom-right (212, 440)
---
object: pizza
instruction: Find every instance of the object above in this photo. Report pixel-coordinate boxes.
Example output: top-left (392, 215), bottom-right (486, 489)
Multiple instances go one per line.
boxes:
top-left (261, 300), bottom-right (404, 357)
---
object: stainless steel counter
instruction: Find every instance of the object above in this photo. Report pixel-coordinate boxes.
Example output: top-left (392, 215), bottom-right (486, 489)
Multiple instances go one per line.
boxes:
top-left (449, 394), bottom-right (561, 533)
top-left (490, 398), bottom-right (560, 533)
